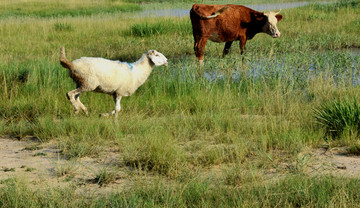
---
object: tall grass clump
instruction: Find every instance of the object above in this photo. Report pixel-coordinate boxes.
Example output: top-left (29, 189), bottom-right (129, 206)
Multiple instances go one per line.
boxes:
top-left (93, 168), bottom-right (117, 187)
top-left (314, 97), bottom-right (360, 139)
top-left (129, 19), bottom-right (191, 37)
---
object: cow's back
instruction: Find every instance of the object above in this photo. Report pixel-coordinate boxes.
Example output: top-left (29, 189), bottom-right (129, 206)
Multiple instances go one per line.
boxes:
top-left (191, 4), bottom-right (227, 17)
top-left (190, 4), bottom-right (254, 41)
top-left (190, 4), bottom-right (253, 21)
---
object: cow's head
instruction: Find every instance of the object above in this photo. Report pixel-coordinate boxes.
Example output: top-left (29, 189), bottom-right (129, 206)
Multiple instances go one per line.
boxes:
top-left (262, 11), bottom-right (283, 38)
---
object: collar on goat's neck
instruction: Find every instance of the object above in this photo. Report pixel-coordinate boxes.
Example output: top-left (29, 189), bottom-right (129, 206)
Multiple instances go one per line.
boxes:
top-left (126, 62), bottom-right (134, 70)
top-left (118, 61), bottom-right (133, 70)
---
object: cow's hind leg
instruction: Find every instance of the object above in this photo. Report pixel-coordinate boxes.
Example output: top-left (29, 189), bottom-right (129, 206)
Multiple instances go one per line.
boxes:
top-left (223, 41), bottom-right (233, 57)
top-left (194, 37), bottom-right (208, 66)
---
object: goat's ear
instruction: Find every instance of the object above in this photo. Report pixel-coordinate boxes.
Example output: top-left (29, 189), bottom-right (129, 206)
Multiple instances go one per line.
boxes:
top-left (148, 50), bottom-right (155, 56)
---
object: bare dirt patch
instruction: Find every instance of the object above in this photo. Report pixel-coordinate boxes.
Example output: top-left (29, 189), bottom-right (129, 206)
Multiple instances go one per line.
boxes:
top-left (305, 147), bottom-right (360, 177)
top-left (0, 136), bottom-right (130, 196)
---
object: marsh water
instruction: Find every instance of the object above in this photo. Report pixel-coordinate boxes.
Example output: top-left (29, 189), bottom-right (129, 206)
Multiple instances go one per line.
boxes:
top-left (202, 48), bottom-right (360, 86)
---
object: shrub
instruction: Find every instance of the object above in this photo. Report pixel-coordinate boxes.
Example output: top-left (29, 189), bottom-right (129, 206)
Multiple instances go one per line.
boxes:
top-left (314, 97), bottom-right (360, 139)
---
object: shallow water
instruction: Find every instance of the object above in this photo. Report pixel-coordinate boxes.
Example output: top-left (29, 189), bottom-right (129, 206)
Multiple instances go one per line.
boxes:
top-left (137, 1), bottom-right (331, 17)
top-left (202, 49), bottom-right (360, 86)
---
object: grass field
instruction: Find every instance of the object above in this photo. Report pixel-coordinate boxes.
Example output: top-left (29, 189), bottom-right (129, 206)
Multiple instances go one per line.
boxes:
top-left (1, 0), bottom-right (360, 207)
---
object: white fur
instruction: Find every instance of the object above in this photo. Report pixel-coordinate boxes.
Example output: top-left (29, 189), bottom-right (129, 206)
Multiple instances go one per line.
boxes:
top-left (62, 49), bottom-right (168, 118)
top-left (263, 11), bottom-right (281, 38)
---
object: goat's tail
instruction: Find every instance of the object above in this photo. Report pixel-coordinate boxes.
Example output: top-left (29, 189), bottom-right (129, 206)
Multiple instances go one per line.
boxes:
top-left (191, 5), bottom-right (230, 19)
top-left (60, 47), bottom-right (74, 71)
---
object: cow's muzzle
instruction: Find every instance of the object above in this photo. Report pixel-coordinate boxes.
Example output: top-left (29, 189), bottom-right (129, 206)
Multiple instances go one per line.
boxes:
top-left (273, 32), bottom-right (280, 38)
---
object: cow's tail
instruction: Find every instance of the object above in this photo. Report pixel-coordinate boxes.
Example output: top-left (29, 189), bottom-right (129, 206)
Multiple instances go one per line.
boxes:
top-left (191, 5), bottom-right (230, 19)
top-left (60, 47), bottom-right (75, 71)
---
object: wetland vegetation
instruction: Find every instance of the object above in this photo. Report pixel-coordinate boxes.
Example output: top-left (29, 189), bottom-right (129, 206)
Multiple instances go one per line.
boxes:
top-left (0, 0), bottom-right (360, 207)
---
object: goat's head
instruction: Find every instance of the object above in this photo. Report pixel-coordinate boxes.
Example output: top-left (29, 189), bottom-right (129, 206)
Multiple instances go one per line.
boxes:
top-left (147, 50), bottom-right (168, 66)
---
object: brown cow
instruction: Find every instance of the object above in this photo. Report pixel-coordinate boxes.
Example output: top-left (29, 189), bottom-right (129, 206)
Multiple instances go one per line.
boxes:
top-left (190, 4), bottom-right (283, 65)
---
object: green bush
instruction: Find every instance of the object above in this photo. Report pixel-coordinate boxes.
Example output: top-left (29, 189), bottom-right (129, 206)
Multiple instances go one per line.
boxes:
top-left (314, 97), bottom-right (360, 139)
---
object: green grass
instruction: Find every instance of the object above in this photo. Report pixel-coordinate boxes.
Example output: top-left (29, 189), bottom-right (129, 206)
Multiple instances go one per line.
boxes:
top-left (128, 19), bottom-right (191, 37)
top-left (100, 176), bottom-right (360, 207)
top-left (1, 176), bottom-right (359, 207)
top-left (0, 0), bottom-right (360, 206)
top-left (0, 1), bottom-right (141, 18)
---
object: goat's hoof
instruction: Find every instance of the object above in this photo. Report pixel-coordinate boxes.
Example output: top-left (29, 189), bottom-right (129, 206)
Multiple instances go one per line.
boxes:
top-left (99, 113), bottom-right (110, 117)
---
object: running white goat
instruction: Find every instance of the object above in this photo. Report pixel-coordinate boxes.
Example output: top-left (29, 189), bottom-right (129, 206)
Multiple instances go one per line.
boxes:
top-left (60, 47), bottom-right (168, 118)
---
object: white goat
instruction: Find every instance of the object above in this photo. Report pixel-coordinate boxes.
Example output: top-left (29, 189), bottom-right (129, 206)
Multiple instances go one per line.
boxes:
top-left (60, 47), bottom-right (168, 118)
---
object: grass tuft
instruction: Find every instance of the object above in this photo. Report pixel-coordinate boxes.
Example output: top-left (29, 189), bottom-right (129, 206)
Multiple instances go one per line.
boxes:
top-left (314, 97), bottom-right (360, 139)
top-left (54, 22), bottom-right (73, 32)
top-left (93, 168), bottom-right (117, 186)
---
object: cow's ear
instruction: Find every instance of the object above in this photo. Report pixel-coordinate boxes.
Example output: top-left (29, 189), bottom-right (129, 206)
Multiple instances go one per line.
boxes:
top-left (276, 14), bottom-right (283, 22)
top-left (254, 12), bottom-right (265, 21)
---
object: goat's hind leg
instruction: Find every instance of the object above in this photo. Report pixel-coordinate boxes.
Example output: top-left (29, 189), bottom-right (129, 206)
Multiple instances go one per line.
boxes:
top-left (67, 88), bottom-right (87, 114)
top-left (75, 96), bottom-right (88, 115)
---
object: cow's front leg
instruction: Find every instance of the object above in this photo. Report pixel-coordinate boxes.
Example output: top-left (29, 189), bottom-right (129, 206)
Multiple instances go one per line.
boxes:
top-left (239, 36), bottom-right (247, 55)
top-left (194, 37), bottom-right (208, 66)
top-left (223, 41), bottom-right (233, 57)
top-left (239, 37), bottom-right (247, 69)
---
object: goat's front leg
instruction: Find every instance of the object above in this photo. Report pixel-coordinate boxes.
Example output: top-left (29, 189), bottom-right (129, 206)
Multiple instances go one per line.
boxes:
top-left (113, 94), bottom-right (122, 119)
top-left (100, 94), bottom-right (122, 118)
